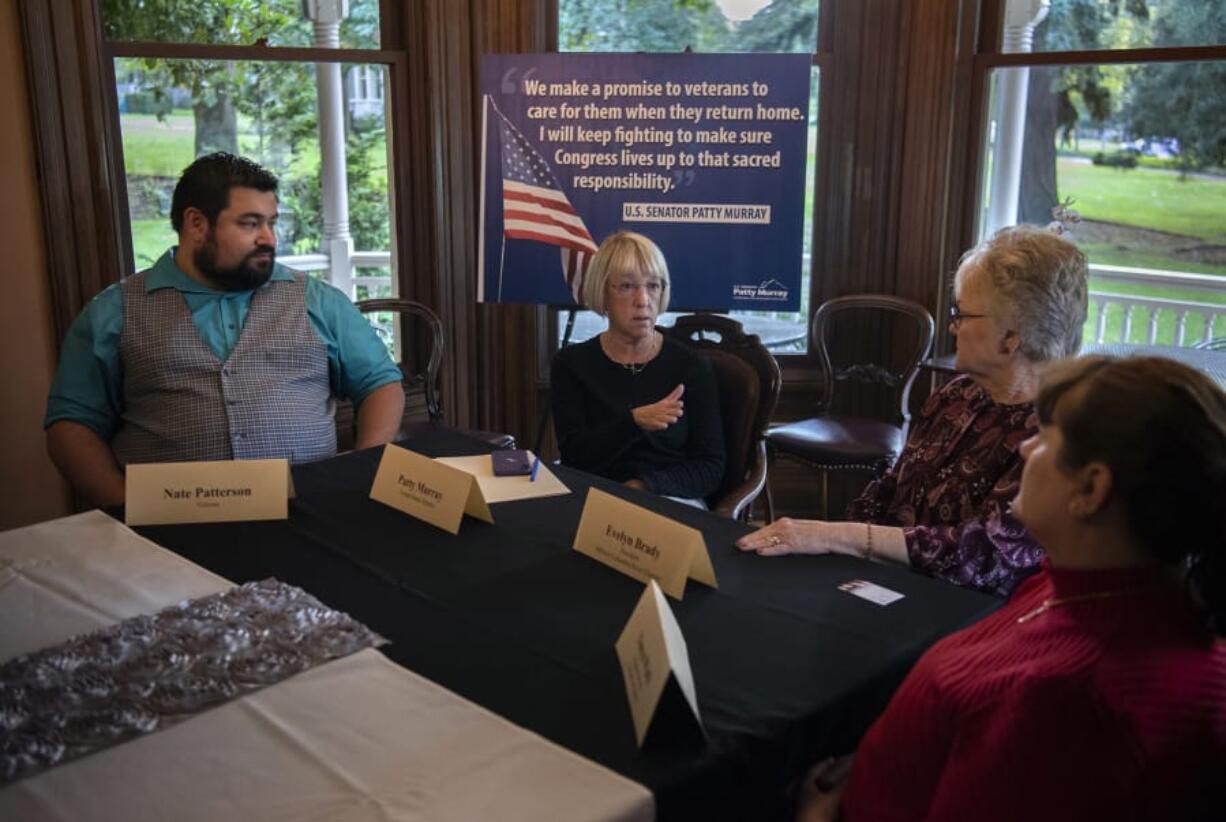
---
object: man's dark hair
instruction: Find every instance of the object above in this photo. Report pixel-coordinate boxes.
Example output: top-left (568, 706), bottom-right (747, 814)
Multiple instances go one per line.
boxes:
top-left (170, 153), bottom-right (278, 233)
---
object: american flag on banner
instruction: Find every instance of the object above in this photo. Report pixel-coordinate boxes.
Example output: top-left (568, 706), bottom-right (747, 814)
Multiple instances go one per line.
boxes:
top-left (492, 99), bottom-right (598, 302)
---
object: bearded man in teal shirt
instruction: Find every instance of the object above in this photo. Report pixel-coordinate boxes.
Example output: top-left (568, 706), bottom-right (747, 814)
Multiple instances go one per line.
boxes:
top-left (45, 153), bottom-right (405, 507)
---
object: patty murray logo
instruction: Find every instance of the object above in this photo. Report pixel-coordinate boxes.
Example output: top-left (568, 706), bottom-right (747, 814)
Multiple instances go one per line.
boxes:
top-left (732, 278), bottom-right (789, 301)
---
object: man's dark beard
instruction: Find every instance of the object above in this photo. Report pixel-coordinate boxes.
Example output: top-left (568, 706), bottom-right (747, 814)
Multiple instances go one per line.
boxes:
top-left (194, 236), bottom-right (276, 292)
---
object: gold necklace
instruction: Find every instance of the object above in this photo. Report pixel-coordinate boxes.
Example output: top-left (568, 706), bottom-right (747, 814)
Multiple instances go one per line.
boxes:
top-left (603, 332), bottom-right (658, 375)
top-left (1015, 586), bottom-right (1158, 624)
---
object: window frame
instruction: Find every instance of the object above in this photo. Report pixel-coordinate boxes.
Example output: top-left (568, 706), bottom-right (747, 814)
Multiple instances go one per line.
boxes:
top-left (959, 0), bottom-right (1226, 314)
top-left (100, 9), bottom-right (410, 289)
top-left (18, 0), bottom-right (418, 347)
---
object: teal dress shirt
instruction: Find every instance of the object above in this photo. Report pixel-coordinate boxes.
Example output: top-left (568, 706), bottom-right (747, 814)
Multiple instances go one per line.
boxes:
top-left (45, 248), bottom-right (403, 440)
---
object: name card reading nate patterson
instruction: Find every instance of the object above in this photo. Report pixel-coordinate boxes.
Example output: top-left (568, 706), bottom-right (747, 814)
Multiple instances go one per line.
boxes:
top-left (126, 459), bottom-right (291, 525)
top-left (161, 486), bottom-right (255, 500)
top-left (572, 487), bottom-right (717, 600)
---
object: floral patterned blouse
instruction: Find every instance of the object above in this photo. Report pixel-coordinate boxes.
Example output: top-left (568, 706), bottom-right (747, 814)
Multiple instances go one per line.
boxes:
top-left (846, 374), bottom-right (1041, 597)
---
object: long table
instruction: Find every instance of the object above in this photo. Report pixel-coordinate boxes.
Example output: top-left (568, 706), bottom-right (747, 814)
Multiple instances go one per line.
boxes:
top-left (0, 511), bottom-right (653, 821)
top-left (136, 428), bottom-right (1000, 820)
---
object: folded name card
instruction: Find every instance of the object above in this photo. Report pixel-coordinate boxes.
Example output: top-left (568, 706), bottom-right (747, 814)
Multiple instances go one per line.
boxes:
top-left (615, 580), bottom-right (705, 748)
top-left (125, 459), bottom-right (292, 525)
top-left (369, 444), bottom-right (494, 534)
top-left (572, 487), bottom-right (717, 600)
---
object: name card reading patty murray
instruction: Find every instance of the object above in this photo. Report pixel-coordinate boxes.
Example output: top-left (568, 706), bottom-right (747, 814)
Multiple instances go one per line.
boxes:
top-left (616, 579), bottom-right (704, 748)
top-left (573, 487), bottom-right (716, 599)
top-left (369, 444), bottom-right (494, 534)
top-left (125, 459), bottom-right (292, 526)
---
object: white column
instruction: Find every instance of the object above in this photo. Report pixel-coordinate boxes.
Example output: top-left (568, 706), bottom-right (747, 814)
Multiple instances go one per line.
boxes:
top-left (983, 0), bottom-right (1049, 236)
top-left (303, 0), bottom-right (355, 297)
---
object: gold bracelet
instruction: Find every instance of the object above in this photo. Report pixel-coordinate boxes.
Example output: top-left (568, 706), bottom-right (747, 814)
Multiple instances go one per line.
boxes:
top-left (864, 522), bottom-right (874, 561)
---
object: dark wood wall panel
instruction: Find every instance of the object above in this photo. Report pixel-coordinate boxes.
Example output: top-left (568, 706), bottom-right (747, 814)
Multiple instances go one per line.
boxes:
top-left (402, 0), bottom-right (475, 428)
top-left (818, 0), bottom-right (973, 301)
top-left (19, 0), bottom-right (126, 345)
top-left (402, 0), bottom-right (550, 442)
top-left (897, 0), bottom-right (979, 342)
top-left (471, 1), bottom-right (551, 445)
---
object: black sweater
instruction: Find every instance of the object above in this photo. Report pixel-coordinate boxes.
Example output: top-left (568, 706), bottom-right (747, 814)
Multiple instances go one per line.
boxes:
top-left (550, 334), bottom-right (726, 499)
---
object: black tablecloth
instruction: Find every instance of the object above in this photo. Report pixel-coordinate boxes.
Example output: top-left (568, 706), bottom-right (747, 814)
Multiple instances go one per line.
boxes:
top-left (137, 428), bottom-right (999, 821)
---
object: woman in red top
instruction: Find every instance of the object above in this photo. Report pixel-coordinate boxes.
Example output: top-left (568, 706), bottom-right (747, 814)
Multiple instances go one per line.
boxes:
top-left (799, 355), bottom-right (1226, 821)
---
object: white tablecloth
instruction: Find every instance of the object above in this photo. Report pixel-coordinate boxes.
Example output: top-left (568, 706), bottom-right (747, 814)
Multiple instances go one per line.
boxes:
top-left (0, 511), bottom-right (653, 822)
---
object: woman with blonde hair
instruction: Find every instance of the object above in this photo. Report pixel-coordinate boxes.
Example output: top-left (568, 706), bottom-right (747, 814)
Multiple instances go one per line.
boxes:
top-left (551, 231), bottom-right (724, 504)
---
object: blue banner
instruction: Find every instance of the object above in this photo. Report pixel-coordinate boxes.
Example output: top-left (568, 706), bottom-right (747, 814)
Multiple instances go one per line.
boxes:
top-left (479, 53), bottom-right (811, 311)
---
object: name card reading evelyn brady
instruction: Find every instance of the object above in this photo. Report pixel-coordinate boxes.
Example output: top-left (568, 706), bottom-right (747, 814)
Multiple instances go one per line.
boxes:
top-left (369, 444), bottom-right (494, 534)
top-left (125, 459), bottom-right (292, 526)
top-left (572, 487), bottom-right (717, 599)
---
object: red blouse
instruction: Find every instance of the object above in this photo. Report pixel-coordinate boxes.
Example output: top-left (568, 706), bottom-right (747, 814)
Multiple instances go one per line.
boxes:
top-left (842, 561), bottom-right (1226, 821)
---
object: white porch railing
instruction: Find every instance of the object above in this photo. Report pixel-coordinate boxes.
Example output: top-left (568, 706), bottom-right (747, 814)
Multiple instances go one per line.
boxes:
top-left (279, 251), bottom-right (393, 297)
top-left (1088, 263), bottom-right (1225, 347)
top-left (282, 252), bottom-right (1226, 350)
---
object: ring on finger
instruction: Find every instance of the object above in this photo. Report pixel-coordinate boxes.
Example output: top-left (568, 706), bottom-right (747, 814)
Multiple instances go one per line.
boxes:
top-left (769, 535), bottom-right (781, 547)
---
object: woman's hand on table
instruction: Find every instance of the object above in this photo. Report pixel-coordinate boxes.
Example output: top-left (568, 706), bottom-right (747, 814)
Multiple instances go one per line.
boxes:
top-left (735, 518), bottom-right (864, 557)
top-left (631, 384), bottom-right (684, 431)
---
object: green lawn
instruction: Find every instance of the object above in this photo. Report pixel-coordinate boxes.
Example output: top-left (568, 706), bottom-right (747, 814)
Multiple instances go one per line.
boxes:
top-left (120, 108), bottom-right (388, 243)
top-left (131, 218), bottom-right (176, 268)
top-left (1058, 158), bottom-right (1226, 244)
top-left (121, 111), bottom-right (195, 177)
top-left (1055, 158), bottom-right (1226, 344)
top-left (1080, 243), bottom-right (1226, 278)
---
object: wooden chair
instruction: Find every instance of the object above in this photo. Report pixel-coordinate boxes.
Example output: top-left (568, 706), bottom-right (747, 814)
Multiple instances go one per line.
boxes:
top-left (662, 314), bottom-right (782, 521)
top-left (764, 294), bottom-right (934, 520)
top-left (336, 299), bottom-right (515, 450)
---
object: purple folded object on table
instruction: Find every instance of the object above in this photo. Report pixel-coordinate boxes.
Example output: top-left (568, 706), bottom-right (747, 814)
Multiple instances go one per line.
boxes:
top-left (0, 578), bottom-right (383, 784)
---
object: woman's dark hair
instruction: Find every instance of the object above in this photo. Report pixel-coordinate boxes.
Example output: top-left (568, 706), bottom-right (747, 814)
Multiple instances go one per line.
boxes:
top-left (170, 153), bottom-right (278, 233)
top-left (1037, 355), bottom-right (1226, 632)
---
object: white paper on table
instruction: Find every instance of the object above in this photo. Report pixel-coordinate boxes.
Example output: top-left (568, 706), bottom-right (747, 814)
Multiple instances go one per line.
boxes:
top-left (837, 579), bottom-right (905, 606)
top-left (435, 453), bottom-right (571, 503)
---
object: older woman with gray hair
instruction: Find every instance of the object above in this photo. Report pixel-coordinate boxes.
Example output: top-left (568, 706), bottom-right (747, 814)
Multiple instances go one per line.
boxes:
top-left (551, 231), bottom-right (725, 503)
top-left (737, 225), bottom-right (1088, 596)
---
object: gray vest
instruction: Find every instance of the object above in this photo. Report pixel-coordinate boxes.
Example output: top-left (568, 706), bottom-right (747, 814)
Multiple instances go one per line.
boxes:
top-left (111, 271), bottom-right (337, 465)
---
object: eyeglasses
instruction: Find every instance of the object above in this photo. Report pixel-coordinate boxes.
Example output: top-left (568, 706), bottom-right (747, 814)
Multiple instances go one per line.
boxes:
top-left (609, 279), bottom-right (664, 298)
top-left (949, 303), bottom-right (988, 326)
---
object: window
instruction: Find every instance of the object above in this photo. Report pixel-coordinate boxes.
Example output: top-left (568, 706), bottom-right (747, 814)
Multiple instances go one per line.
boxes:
top-left (102, 0), bottom-right (399, 305)
top-left (556, 0), bottom-right (824, 355)
top-left (973, 0), bottom-right (1226, 347)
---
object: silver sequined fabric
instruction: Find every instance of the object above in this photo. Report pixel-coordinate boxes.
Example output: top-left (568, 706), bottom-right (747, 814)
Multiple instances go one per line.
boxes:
top-left (0, 579), bottom-right (382, 783)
